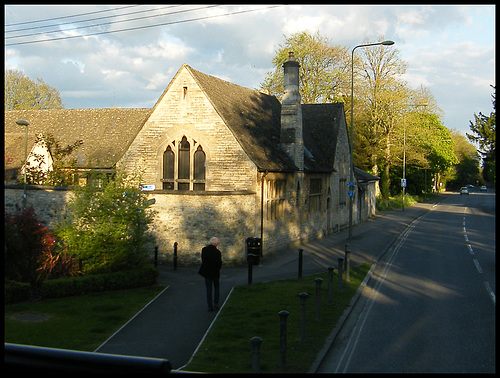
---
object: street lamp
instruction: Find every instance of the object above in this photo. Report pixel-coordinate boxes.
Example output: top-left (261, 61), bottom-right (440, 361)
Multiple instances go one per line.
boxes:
top-left (349, 40), bottom-right (394, 240)
top-left (16, 119), bottom-right (29, 209)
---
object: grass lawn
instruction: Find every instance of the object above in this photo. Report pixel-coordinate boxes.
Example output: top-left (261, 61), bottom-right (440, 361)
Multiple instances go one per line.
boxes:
top-left (4, 285), bottom-right (166, 352)
top-left (183, 263), bottom-right (371, 373)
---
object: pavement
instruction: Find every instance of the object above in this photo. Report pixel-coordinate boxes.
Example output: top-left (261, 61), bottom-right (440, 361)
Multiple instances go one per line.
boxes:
top-left (94, 197), bottom-right (441, 371)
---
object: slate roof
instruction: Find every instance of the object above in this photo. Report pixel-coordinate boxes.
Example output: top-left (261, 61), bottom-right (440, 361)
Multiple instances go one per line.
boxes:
top-left (186, 65), bottom-right (340, 172)
top-left (4, 108), bottom-right (152, 174)
top-left (4, 65), bottom-right (345, 179)
top-left (186, 65), bottom-right (297, 172)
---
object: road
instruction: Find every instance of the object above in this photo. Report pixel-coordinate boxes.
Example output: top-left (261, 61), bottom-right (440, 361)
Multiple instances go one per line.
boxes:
top-left (318, 190), bottom-right (495, 373)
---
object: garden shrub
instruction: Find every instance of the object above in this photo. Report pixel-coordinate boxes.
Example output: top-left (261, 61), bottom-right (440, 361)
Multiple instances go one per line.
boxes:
top-left (5, 280), bottom-right (31, 304)
top-left (40, 265), bottom-right (158, 299)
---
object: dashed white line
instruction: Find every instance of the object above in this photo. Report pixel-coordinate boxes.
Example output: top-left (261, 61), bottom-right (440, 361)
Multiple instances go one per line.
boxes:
top-left (467, 244), bottom-right (474, 255)
top-left (473, 259), bottom-right (483, 274)
top-left (484, 282), bottom-right (496, 304)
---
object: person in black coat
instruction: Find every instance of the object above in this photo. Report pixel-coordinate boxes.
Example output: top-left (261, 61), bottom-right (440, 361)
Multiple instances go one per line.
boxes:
top-left (198, 237), bottom-right (222, 311)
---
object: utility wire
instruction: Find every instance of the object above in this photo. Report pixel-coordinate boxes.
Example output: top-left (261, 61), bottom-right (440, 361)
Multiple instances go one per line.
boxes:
top-left (5, 5), bottom-right (140, 27)
top-left (5, 5), bottom-right (281, 47)
top-left (5, 5), bottom-right (185, 35)
top-left (5, 5), bottom-right (218, 40)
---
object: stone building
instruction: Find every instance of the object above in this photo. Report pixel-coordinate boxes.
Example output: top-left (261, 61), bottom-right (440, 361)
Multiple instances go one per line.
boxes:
top-left (4, 55), bottom-right (379, 265)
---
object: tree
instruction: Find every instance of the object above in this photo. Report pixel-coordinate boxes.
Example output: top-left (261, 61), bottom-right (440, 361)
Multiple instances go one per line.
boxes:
top-left (260, 31), bottom-right (351, 103)
top-left (4, 69), bottom-right (64, 110)
top-left (355, 39), bottom-right (408, 198)
top-left (445, 129), bottom-right (482, 190)
top-left (467, 85), bottom-right (496, 183)
top-left (55, 171), bottom-right (156, 274)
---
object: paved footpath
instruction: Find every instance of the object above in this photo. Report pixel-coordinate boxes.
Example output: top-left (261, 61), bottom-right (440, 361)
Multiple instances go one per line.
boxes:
top-left (95, 198), bottom-right (440, 371)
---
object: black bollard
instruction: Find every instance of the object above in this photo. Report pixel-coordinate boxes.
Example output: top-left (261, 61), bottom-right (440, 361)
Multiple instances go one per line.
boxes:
top-left (327, 266), bottom-right (334, 306)
top-left (247, 254), bottom-right (255, 285)
top-left (154, 246), bottom-right (158, 267)
top-left (250, 337), bottom-right (263, 373)
top-left (338, 258), bottom-right (344, 292)
top-left (315, 278), bottom-right (323, 322)
top-left (278, 310), bottom-right (289, 367)
top-left (173, 242), bottom-right (178, 271)
top-left (298, 248), bottom-right (303, 280)
top-left (344, 243), bottom-right (350, 283)
top-left (298, 292), bottom-right (308, 342)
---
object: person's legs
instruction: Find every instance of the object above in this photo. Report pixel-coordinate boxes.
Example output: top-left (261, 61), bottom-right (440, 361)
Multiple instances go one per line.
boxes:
top-left (205, 277), bottom-right (213, 310)
top-left (213, 277), bottom-right (220, 308)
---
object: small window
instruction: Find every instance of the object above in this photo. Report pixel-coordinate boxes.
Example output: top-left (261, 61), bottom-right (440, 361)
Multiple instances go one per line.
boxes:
top-left (162, 146), bottom-right (174, 190)
top-left (309, 178), bottom-right (322, 212)
top-left (183, 86), bottom-right (188, 102)
top-left (193, 145), bottom-right (206, 191)
top-left (178, 136), bottom-right (190, 180)
top-left (267, 179), bottom-right (286, 220)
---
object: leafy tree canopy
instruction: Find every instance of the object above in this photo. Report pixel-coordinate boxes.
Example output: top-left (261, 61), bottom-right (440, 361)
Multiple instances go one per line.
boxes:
top-left (5, 69), bottom-right (64, 110)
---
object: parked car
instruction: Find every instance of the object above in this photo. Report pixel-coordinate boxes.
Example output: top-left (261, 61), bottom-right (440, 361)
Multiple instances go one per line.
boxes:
top-left (480, 185), bottom-right (487, 192)
top-left (460, 187), bottom-right (469, 195)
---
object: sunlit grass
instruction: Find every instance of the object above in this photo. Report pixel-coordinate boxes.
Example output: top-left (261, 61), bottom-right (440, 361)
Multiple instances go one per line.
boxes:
top-left (184, 264), bottom-right (371, 373)
top-left (4, 285), bottom-right (166, 352)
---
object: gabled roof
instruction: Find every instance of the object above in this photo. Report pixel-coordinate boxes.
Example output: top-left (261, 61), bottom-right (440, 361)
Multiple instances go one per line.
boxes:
top-left (302, 103), bottom-right (344, 172)
top-left (186, 65), bottom-right (342, 173)
top-left (4, 108), bottom-right (152, 173)
top-left (186, 65), bottom-right (297, 172)
top-left (4, 65), bottom-right (346, 178)
top-left (354, 167), bottom-right (380, 182)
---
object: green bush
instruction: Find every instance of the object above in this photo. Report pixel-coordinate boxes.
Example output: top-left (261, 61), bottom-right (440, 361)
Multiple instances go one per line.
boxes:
top-left (41, 265), bottom-right (158, 299)
top-left (4, 280), bottom-right (31, 304)
top-left (55, 172), bottom-right (156, 275)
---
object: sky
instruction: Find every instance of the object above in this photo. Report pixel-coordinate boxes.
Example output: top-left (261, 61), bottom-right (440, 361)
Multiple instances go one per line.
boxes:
top-left (4, 4), bottom-right (496, 138)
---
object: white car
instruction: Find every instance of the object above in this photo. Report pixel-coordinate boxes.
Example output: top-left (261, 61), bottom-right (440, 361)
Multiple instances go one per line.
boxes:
top-left (460, 187), bottom-right (469, 195)
top-left (480, 185), bottom-right (487, 192)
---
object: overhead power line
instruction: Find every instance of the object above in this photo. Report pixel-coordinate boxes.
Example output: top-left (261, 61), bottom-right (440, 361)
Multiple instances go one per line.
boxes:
top-left (5, 5), bottom-right (218, 40)
top-left (5, 5), bottom-right (185, 35)
top-left (4, 5), bottom-right (140, 27)
top-left (5, 5), bottom-right (281, 47)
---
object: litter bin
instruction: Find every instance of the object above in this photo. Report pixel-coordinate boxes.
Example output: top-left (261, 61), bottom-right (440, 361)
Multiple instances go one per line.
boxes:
top-left (246, 237), bottom-right (262, 265)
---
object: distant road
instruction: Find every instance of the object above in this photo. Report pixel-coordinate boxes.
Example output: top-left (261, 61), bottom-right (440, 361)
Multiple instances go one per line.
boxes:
top-left (318, 191), bottom-right (495, 373)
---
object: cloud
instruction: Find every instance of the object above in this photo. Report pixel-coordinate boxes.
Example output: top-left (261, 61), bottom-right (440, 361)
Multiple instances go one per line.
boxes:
top-left (4, 5), bottom-right (494, 136)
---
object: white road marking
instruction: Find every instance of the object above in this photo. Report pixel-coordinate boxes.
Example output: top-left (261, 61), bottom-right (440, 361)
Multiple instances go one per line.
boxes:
top-left (473, 259), bottom-right (483, 274)
top-left (483, 281), bottom-right (496, 305)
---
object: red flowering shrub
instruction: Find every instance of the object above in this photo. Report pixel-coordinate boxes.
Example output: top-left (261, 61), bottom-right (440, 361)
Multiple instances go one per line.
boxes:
top-left (4, 207), bottom-right (79, 286)
top-left (4, 207), bottom-right (54, 285)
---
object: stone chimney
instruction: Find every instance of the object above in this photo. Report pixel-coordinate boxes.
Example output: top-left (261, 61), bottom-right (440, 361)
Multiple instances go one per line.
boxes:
top-left (280, 51), bottom-right (304, 171)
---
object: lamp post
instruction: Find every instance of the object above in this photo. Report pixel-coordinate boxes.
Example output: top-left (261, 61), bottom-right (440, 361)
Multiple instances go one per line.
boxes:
top-left (16, 119), bottom-right (29, 209)
top-left (349, 40), bottom-right (394, 240)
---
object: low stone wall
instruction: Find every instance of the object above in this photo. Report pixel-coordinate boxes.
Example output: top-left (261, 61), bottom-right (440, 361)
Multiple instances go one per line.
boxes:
top-left (4, 185), bottom-right (74, 226)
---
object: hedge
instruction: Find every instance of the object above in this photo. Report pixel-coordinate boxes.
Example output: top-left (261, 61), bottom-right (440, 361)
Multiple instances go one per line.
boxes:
top-left (5, 280), bottom-right (31, 304)
top-left (40, 265), bottom-right (159, 299)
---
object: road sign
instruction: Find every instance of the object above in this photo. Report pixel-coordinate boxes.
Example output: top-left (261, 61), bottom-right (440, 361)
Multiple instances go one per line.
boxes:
top-left (347, 182), bottom-right (356, 186)
top-left (348, 190), bottom-right (354, 197)
top-left (141, 184), bottom-right (155, 191)
top-left (401, 179), bottom-right (407, 188)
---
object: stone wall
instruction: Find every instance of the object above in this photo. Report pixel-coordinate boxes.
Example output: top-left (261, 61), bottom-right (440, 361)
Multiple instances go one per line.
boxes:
top-left (4, 185), bottom-right (73, 226)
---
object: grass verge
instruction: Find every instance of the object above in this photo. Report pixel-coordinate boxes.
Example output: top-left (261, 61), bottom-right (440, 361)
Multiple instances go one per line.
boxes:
top-left (183, 263), bottom-right (371, 373)
top-left (4, 285), bottom-right (166, 352)
top-left (376, 193), bottom-right (438, 211)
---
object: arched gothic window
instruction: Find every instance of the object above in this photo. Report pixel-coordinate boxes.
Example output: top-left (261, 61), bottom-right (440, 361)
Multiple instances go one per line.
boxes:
top-left (162, 146), bottom-right (174, 190)
top-left (178, 136), bottom-right (190, 190)
top-left (194, 145), bottom-right (206, 191)
top-left (161, 136), bottom-right (206, 191)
